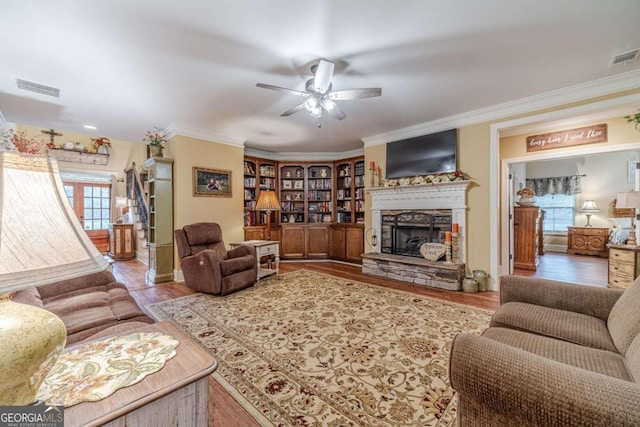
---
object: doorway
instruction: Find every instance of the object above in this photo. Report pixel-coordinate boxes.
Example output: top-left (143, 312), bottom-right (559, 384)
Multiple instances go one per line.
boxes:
top-left (63, 182), bottom-right (111, 252)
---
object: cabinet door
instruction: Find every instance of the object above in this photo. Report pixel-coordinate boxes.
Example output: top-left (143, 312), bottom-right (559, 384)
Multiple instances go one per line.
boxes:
top-left (281, 226), bottom-right (305, 258)
top-left (307, 226), bottom-right (329, 258)
top-left (345, 227), bottom-right (364, 263)
top-left (330, 227), bottom-right (346, 259)
top-left (244, 227), bottom-right (265, 241)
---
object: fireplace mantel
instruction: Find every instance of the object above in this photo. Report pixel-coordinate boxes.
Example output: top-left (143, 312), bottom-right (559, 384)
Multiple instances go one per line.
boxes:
top-left (368, 180), bottom-right (471, 262)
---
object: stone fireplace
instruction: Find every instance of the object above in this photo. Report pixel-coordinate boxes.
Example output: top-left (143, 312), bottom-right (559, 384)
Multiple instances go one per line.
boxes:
top-left (363, 181), bottom-right (470, 290)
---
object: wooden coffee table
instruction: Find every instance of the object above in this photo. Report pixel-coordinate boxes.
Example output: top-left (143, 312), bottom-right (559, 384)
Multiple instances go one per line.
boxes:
top-left (64, 322), bottom-right (217, 427)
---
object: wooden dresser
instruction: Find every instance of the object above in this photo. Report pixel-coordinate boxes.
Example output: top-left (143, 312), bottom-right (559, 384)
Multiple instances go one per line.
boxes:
top-left (108, 223), bottom-right (135, 260)
top-left (513, 206), bottom-right (541, 271)
top-left (567, 226), bottom-right (609, 257)
top-left (608, 245), bottom-right (640, 289)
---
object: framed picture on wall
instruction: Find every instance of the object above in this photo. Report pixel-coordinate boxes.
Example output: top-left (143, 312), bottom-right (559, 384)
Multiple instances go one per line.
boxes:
top-left (193, 167), bottom-right (232, 197)
top-left (628, 161), bottom-right (638, 184)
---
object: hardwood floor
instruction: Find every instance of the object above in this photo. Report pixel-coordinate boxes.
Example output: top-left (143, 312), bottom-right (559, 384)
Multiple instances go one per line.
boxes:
top-left (110, 259), bottom-right (499, 427)
top-left (513, 251), bottom-right (608, 287)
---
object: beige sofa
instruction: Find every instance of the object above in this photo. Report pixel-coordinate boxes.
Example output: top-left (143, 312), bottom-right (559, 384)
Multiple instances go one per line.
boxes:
top-left (450, 275), bottom-right (640, 427)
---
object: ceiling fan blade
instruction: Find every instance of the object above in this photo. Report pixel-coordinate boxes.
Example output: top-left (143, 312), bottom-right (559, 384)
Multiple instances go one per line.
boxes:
top-left (281, 103), bottom-right (306, 117)
top-left (322, 100), bottom-right (347, 120)
top-left (313, 60), bottom-right (335, 94)
top-left (256, 83), bottom-right (309, 97)
top-left (328, 87), bottom-right (382, 100)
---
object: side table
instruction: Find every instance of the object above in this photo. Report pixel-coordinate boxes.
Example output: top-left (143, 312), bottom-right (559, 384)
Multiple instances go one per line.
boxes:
top-left (230, 239), bottom-right (280, 281)
top-left (64, 322), bottom-right (217, 427)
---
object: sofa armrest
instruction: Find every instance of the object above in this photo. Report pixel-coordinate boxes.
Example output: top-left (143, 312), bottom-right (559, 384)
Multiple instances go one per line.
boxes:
top-left (180, 250), bottom-right (223, 294)
top-left (500, 275), bottom-right (623, 321)
top-left (36, 270), bottom-right (118, 300)
top-left (227, 244), bottom-right (256, 259)
top-left (450, 333), bottom-right (640, 426)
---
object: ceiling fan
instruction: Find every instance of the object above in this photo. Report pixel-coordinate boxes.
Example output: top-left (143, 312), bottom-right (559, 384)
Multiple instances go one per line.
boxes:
top-left (256, 59), bottom-right (381, 123)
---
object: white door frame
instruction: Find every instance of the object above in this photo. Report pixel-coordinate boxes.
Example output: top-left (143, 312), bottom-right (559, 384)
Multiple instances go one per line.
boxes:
top-left (489, 93), bottom-right (640, 288)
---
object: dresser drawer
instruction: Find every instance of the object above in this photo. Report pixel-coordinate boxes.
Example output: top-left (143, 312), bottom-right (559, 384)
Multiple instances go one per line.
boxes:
top-left (259, 244), bottom-right (278, 255)
top-left (609, 273), bottom-right (632, 289)
top-left (609, 261), bottom-right (636, 278)
top-left (568, 227), bottom-right (608, 236)
top-left (610, 249), bottom-right (636, 263)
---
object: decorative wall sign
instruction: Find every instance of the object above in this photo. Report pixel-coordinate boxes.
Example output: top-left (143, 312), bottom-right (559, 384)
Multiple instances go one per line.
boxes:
top-left (526, 124), bottom-right (607, 152)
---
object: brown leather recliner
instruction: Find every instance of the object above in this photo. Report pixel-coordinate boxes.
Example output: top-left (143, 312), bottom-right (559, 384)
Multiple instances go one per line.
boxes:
top-left (174, 222), bottom-right (257, 296)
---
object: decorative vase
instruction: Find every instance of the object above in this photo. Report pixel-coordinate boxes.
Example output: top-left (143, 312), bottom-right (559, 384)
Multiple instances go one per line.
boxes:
top-left (149, 145), bottom-right (163, 157)
top-left (473, 269), bottom-right (488, 292)
top-left (462, 277), bottom-right (479, 293)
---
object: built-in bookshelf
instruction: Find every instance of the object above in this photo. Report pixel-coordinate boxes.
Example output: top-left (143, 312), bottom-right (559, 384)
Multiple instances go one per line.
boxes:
top-left (244, 157), bottom-right (278, 227)
top-left (335, 158), bottom-right (365, 224)
top-left (307, 165), bottom-right (333, 224)
top-left (280, 164), bottom-right (306, 224)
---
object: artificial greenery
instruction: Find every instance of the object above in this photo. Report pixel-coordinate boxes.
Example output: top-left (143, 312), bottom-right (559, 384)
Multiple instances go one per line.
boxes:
top-left (625, 110), bottom-right (640, 131)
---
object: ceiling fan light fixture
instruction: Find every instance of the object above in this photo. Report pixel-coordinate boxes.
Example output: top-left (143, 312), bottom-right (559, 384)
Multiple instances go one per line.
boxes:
top-left (304, 97), bottom-right (319, 111)
top-left (322, 99), bottom-right (336, 112)
top-left (310, 106), bottom-right (322, 118)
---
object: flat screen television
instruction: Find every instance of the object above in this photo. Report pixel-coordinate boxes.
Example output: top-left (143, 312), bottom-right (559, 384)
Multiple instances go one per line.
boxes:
top-left (385, 128), bottom-right (458, 179)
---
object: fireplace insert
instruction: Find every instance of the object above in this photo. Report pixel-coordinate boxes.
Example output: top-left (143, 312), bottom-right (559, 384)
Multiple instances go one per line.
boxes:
top-left (381, 210), bottom-right (452, 257)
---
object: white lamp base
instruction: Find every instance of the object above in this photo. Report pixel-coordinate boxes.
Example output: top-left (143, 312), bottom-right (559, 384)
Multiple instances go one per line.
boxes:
top-left (0, 294), bottom-right (67, 405)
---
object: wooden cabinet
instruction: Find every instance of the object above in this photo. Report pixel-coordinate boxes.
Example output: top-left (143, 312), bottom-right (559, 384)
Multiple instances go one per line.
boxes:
top-left (108, 223), bottom-right (135, 260)
top-left (567, 226), bottom-right (609, 257)
top-left (608, 245), bottom-right (640, 289)
top-left (330, 224), bottom-right (364, 263)
top-left (513, 206), bottom-right (540, 271)
top-left (244, 226), bottom-right (280, 242)
top-left (143, 156), bottom-right (174, 283)
top-left (280, 224), bottom-right (330, 259)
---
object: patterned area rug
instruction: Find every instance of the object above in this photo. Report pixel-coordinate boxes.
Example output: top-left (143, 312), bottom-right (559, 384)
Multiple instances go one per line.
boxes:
top-left (147, 270), bottom-right (492, 426)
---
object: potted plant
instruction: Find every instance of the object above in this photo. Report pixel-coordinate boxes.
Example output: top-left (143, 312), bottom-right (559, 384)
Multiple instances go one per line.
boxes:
top-left (91, 137), bottom-right (111, 154)
top-left (144, 130), bottom-right (167, 157)
top-left (625, 110), bottom-right (640, 132)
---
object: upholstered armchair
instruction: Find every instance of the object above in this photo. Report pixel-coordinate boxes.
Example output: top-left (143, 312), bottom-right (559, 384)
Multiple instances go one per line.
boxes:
top-left (174, 223), bottom-right (257, 296)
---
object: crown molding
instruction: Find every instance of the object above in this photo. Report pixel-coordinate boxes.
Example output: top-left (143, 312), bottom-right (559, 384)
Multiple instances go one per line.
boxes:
top-left (362, 69), bottom-right (640, 147)
top-left (245, 147), bottom-right (364, 161)
top-left (164, 123), bottom-right (246, 147)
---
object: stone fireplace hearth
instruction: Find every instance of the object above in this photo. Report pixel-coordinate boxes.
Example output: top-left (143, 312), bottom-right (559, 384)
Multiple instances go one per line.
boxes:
top-left (364, 181), bottom-right (471, 290)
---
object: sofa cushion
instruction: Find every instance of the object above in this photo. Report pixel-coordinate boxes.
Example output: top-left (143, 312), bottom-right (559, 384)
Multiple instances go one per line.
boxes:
top-left (482, 327), bottom-right (632, 381)
top-left (608, 276), bottom-right (640, 355)
top-left (12, 287), bottom-right (43, 308)
top-left (490, 302), bottom-right (617, 352)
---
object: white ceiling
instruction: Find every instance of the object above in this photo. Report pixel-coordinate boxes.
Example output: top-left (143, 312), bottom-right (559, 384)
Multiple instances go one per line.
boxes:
top-left (1, 0), bottom-right (640, 154)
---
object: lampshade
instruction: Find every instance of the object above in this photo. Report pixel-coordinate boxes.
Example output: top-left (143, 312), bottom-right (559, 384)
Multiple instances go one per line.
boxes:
top-left (256, 190), bottom-right (281, 211)
top-left (1, 151), bottom-right (109, 292)
top-left (579, 200), bottom-right (599, 212)
top-left (0, 151), bottom-right (109, 405)
top-left (616, 191), bottom-right (640, 209)
top-left (115, 195), bottom-right (128, 209)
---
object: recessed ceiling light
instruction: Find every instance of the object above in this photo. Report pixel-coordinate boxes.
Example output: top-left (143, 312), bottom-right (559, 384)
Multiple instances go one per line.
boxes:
top-left (83, 125), bottom-right (97, 130)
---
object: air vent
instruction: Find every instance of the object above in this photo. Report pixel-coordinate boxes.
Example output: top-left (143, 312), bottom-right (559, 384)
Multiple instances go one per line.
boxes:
top-left (16, 78), bottom-right (60, 97)
top-left (610, 49), bottom-right (640, 67)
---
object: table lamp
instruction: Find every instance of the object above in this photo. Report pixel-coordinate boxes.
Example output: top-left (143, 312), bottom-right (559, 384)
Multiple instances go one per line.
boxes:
top-left (115, 195), bottom-right (128, 223)
top-left (0, 151), bottom-right (109, 405)
top-left (579, 200), bottom-right (599, 227)
top-left (616, 191), bottom-right (640, 246)
top-left (256, 190), bottom-right (280, 241)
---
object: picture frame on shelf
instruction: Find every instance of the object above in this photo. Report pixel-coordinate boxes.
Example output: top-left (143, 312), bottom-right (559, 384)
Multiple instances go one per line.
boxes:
top-left (294, 180), bottom-right (304, 189)
top-left (193, 167), bottom-right (232, 197)
top-left (283, 180), bottom-right (293, 189)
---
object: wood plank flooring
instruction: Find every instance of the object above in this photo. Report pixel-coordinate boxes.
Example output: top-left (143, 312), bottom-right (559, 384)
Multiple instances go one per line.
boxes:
top-left (111, 252), bottom-right (607, 426)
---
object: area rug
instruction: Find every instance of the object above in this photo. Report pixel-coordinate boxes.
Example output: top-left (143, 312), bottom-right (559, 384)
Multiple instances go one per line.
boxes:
top-left (147, 270), bottom-right (492, 426)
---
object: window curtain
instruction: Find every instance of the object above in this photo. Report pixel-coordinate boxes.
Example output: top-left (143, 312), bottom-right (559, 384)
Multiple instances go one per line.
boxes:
top-left (526, 176), bottom-right (581, 196)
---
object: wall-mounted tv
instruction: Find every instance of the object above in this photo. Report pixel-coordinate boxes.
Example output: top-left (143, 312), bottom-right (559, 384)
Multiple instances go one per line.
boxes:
top-left (385, 128), bottom-right (458, 179)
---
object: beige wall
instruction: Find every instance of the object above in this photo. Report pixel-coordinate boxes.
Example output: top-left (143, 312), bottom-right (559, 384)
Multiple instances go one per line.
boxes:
top-left (16, 124), bottom-right (145, 196)
top-left (169, 135), bottom-right (245, 270)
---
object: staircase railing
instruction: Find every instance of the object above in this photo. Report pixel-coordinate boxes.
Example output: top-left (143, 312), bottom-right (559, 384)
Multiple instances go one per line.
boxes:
top-left (125, 162), bottom-right (148, 238)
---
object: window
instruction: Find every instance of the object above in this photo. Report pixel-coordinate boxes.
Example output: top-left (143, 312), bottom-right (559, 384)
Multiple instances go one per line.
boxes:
top-left (534, 194), bottom-right (576, 232)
